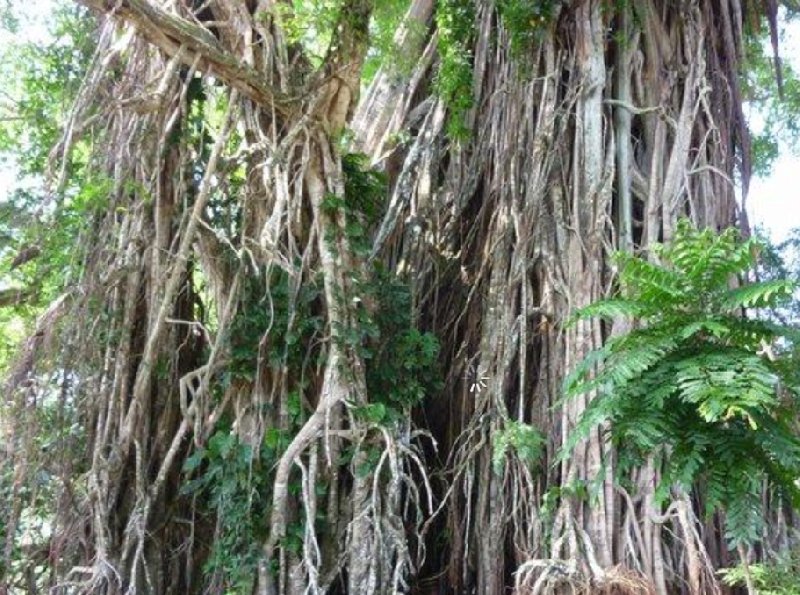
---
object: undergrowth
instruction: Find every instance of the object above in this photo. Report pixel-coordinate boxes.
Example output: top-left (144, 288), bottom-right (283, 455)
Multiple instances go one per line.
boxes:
top-left (720, 548), bottom-right (800, 594)
top-left (180, 153), bottom-right (441, 590)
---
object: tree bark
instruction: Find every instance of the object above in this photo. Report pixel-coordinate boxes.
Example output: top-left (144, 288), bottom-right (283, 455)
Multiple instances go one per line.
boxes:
top-left (2, 0), bottom-right (775, 592)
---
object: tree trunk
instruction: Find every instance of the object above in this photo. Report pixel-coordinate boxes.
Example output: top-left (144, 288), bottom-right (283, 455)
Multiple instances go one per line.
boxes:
top-left (1, 0), bottom-right (776, 593)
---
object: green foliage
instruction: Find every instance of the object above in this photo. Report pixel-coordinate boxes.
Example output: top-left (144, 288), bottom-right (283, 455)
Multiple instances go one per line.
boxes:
top-left (720, 548), bottom-right (800, 594)
top-left (435, 0), bottom-right (475, 140)
top-left (361, 0), bottom-right (416, 85)
top-left (336, 154), bottom-right (441, 414)
top-left (265, 0), bottom-right (342, 65)
top-left (0, 3), bottom-right (94, 173)
top-left (182, 430), bottom-right (269, 591)
top-left (323, 153), bottom-right (442, 416)
top-left (565, 219), bottom-right (800, 546)
top-left (741, 31), bottom-right (800, 176)
top-left (362, 267), bottom-right (441, 414)
top-left (182, 390), bottom-right (311, 588)
top-left (0, 4), bottom-right (96, 371)
top-left (185, 154), bottom-right (439, 586)
top-left (322, 152), bottom-right (387, 259)
top-left (341, 152), bottom-right (387, 227)
top-left (182, 397), bottom-right (310, 589)
top-left (492, 420), bottom-right (546, 473)
top-left (497, 0), bottom-right (557, 58)
top-left (227, 270), bottom-right (323, 384)
top-left (262, 0), bottom-right (411, 77)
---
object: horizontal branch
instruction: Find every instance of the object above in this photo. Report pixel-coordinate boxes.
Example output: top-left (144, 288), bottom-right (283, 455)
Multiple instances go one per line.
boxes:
top-left (78, 0), bottom-right (294, 116)
top-left (0, 287), bottom-right (32, 307)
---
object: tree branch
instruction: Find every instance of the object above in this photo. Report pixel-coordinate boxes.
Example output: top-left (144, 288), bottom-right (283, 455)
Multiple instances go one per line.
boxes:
top-left (77, 0), bottom-right (295, 116)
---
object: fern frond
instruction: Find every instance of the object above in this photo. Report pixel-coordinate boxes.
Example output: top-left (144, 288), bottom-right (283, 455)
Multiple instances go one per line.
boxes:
top-left (616, 254), bottom-right (687, 307)
top-left (722, 316), bottom-right (797, 350)
top-left (723, 466), bottom-right (765, 546)
top-left (564, 332), bottom-right (676, 401)
top-left (604, 333), bottom-right (677, 387)
top-left (559, 395), bottom-right (616, 458)
top-left (562, 219), bottom-right (800, 548)
top-left (668, 222), bottom-right (755, 290)
top-left (613, 406), bottom-right (672, 452)
top-left (721, 279), bottom-right (797, 311)
top-left (663, 428), bottom-right (711, 491)
top-left (677, 318), bottom-right (732, 341)
top-left (674, 351), bottom-right (777, 423)
top-left (567, 298), bottom-right (642, 326)
top-left (752, 413), bottom-right (800, 474)
top-left (561, 344), bottom-right (611, 398)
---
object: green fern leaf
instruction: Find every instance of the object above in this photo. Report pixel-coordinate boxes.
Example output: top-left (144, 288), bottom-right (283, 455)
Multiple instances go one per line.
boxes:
top-left (721, 279), bottom-right (797, 311)
top-left (561, 219), bottom-right (800, 548)
top-left (568, 298), bottom-right (643, 326)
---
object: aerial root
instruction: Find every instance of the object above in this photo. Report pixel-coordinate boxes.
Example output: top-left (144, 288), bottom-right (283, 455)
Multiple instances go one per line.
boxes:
top-left (514, 559), bottom-right (656, 595)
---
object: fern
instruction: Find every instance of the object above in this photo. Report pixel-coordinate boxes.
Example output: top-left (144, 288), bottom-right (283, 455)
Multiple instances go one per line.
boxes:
top-left (721, 278), bottom-right (796, 311)
top-left (564, 220), bottom-right (800, 546)
top-left (566, 298), bottom-right (643, 324)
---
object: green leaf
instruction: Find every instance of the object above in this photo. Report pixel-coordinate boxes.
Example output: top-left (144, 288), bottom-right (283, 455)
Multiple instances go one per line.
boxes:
top-left (354, 402), bottom-right (388, 423)
top-left (492, 421), bottom-right (545, 473)
top-left (567, 298), bottom-right (642, 326)
top-left (561, 219), bottom-right (800, 547)
top-left (721, 279), bottom-right (797, 311)
top-left (183, 449), bottom-right (206, 473)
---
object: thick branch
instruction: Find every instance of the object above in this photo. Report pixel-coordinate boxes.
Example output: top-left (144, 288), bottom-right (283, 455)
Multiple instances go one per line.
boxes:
top-left (77, 0), bottom-right (294, 116)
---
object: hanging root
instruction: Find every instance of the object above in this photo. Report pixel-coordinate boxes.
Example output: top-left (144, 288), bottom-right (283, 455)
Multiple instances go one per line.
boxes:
top-left (1, 0), bottom-right (777, 591)
top-left (514, 558), bottom-right (656, 595)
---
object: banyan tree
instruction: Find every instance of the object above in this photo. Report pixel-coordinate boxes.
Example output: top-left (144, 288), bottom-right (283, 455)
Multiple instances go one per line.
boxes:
top-left (1, 0), bottom-right (796, 593)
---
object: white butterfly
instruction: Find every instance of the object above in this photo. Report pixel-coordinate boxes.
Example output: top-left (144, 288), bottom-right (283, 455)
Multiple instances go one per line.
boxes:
top-left (466, 360), bottom-right (489, 394)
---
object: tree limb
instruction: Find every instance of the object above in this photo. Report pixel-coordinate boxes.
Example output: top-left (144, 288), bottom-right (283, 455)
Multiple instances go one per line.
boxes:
top-left (77, 0), bottom-right (295, 116)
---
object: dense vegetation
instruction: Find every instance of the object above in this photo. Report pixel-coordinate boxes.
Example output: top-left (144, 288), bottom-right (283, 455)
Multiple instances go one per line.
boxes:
top-left (567, 221), bottom-right (800, 546)
top-left (2, 1), bottom-right (800, 594)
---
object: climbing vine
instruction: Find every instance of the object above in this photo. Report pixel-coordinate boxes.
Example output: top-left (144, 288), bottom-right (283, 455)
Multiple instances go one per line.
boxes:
top-left (496, 0), bottom-right (558, 58)
top-left (435, 0), bottom-right (475, 139)
top-left (179, 153), bottom-right (440, 588)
